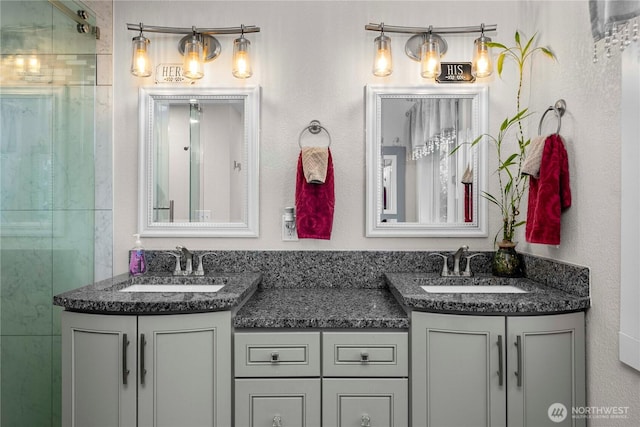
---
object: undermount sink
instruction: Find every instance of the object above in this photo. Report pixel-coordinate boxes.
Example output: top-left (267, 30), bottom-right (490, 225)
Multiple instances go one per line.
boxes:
top-left (421, 285), bottom-right (528, 294)
top-left (118, 275), bottom-right (230, 293)
top-left (120, 284), bottom-right (225, 293)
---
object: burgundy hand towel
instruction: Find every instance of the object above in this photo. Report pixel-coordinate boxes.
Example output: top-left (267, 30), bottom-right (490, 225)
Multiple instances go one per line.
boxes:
top-left (295, 148), bottom-right (335, 239)
top-left (525, 134), bottom-right (571, 245)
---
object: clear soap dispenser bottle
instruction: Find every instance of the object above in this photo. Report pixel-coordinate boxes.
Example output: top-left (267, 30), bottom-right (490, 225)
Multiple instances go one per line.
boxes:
top-left (129, 233), bottom-right (147, 276)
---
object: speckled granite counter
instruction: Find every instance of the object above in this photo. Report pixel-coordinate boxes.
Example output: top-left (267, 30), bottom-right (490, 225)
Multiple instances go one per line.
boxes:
top-left (53, 272), bottom-right (261, 314)
top-left (234, 288), bottom-right (409, 329)
top-left (386, 273), bottom-right (590, 315)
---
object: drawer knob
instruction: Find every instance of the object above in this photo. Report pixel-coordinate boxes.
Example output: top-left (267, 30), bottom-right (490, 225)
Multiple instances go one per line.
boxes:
top-left (360, 351), bottom-right (369, 363)
top-left (271, 352), bottom-right (280, 363)
top-left (361, 414), bottom-right (371, 427)
top-left (272, 415), bottom-right (283, 427)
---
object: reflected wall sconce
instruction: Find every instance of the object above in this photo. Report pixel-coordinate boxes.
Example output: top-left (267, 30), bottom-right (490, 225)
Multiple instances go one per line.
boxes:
top-left (127, 23), bottom-right (260, 80)
top-left (365, 22), bottom-right (497, 80)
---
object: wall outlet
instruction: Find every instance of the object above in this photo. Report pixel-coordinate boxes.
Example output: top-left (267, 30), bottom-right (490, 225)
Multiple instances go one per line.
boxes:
top-left (282, 215), bottom-right (298, 241)
top-left (195, 210), bottom-right (211, 222)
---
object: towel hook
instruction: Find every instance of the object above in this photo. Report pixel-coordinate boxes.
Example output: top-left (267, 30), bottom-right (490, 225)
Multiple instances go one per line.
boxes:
top-left (298, 120), bottom-right (332, 148)
top-left (538, 99), bottom-right (566, 136)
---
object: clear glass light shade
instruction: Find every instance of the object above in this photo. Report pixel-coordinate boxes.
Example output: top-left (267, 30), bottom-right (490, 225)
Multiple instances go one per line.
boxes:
top-left (420, 36), bottom-right (441, 79)
top-left (183, 34), bottom-right (205, 80)
top-left (372, 34), bottom-right (392, 77)
top-left (472, 36), bottom-right (493, 78)
top-left (130, 35), bottom-right (152, 77)
top-left (232, 36), bottom-right (253, 79)
top-left (14, 56), bottom-right (25, 74)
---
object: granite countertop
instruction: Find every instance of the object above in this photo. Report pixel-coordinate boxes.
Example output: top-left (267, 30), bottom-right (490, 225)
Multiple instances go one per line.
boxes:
top-left (386, 273), bottom-right (591, 315)
top-left (53, 272), bottom-right (262, 314)
top-left (234, 288), bottom-right (409, 329)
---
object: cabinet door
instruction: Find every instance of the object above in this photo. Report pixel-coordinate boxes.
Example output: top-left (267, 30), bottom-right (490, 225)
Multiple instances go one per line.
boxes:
top-left (62, 311), bottom-right (137, 427)
top-left (322, 378), bottom-right (408, 427)
top-left (507, 312), bottom-right (585, 427)
top-left (235, 378), bottom-right (321, 427)
top-left (411, 312), bottom-right (506, 427)
top-left (137, 311), bottom-right (231, 427)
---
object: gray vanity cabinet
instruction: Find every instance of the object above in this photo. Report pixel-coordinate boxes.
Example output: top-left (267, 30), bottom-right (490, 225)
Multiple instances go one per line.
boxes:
top-left (234, 331), bottom-right (408, 427)
top-left (62, 311), bottom-right (231, 427)
top-left (411, 311), bottom-right (585, 427)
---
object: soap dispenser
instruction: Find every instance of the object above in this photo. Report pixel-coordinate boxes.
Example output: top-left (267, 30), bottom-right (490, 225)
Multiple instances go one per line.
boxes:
top-left (129, 233), bottom-right (147, 276)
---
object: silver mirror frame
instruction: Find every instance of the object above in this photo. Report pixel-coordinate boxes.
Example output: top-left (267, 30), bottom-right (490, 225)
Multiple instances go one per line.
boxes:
top-left (365, 84), bottom-right (488, 237)
top-left (138, 86), bottom-right (260, 237)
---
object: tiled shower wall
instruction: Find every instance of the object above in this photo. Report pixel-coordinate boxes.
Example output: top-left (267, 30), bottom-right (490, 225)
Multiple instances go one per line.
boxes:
top-left (0, 1), bottom-right (113, 425)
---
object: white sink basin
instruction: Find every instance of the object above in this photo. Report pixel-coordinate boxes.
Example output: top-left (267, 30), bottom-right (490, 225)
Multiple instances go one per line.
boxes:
top-left (421, 285), bottom-right (527, 294)
top-left (120, 284), bottom-right (225, 293)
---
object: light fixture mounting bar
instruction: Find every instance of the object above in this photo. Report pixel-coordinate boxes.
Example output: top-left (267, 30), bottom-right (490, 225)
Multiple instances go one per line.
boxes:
top-left (126, 23), bottom-right (260, 35)
top-left (365, 23), bottom-right (497, 35)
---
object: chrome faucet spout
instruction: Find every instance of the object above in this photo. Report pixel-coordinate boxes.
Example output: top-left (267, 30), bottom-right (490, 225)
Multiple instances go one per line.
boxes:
top-left (453, 245), bottom-right (469, 275)
top-left (176, 245), bottom-right (193, 274)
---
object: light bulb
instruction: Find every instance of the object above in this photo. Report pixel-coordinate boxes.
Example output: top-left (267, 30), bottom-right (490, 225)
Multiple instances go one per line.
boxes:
top-left (27, 55), bottom-right (40, 74)
top-left (420, 35), bottom-right (441, 79)
top-left (183, 34), bottom-right (204, 80)
top-left (372, 34), bottom-right (392, 77)
top-left (130, 35), bottom-right (151, 77)
top-left (472, 35), bottom-right (493, 78)
top-left (232, 36), bottom-right (253, 79)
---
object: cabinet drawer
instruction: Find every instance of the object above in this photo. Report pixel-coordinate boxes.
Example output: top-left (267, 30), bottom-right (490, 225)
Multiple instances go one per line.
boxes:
top-left (235, 332), bottom-right (320, 377)
top-left (322, 332), bottom-right (408, 377)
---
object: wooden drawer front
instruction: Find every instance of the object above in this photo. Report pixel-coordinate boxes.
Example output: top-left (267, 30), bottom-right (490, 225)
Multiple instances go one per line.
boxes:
top-left (322, 332), bottom-right (408, 377)
top-left (235, 332), bottom-right (320, 377)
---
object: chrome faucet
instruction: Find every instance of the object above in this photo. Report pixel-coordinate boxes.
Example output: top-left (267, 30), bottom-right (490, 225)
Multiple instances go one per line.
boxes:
top-left (176, 245), bottom-right (193, 275)
top-left (431, 245), bottom-right (477, 277)
top-left (452, 245), bottom-right (469, 275)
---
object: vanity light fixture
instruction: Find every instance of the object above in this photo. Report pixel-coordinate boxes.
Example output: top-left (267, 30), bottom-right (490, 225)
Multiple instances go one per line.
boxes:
top-left (365, 22), bottom-right (497, 80)
top-left (232, 25), bottom-right (253, 79)
top-left (471, 24), bottom-right (493, 78)
top-left (420, 29), bottom-right (441, 79)
top-left (372, 23), bottom-right (393, 77)
top-left (127, 23), bottom-right (260, 80)
top-left (130, 25), bottom-right (152, 77)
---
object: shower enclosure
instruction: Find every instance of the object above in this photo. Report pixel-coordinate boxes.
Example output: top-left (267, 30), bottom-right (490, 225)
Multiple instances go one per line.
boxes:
top-left (0, 1), bottom-right (98, 425)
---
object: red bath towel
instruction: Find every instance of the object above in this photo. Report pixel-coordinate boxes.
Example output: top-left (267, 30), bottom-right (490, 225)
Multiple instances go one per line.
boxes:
top-left (295, 149), bottom-right (335, 239)
top-left (525, 134), bottom-right (571, 245)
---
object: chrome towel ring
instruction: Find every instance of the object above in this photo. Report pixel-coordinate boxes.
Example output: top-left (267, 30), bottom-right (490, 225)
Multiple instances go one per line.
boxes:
top-left (538, 99), bottom-right (567, 136)
top-left (298, 120), bottom-right (332, 148)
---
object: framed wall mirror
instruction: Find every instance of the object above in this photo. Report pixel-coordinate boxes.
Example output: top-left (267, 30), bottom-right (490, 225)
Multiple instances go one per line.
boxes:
top-left (366, 85), bottom-right (488, 237)
top-left (138, 86), bottom-right (260, 237)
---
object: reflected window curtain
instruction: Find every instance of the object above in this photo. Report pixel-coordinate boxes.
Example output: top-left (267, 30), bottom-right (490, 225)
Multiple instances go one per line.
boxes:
top-left (408, 98), bottom-right (461, 223)
top-left (590, 0), bottom-right (640, 60)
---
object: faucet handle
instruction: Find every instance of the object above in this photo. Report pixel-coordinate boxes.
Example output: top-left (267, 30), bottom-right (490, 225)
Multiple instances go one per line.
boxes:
top-left (162, 252), bottom-right (182, 275)
top-left (429, 253), bottom-right (449, 276)
top-left (195, 252), bottom-right (216, 276)
top-left (464, 253), bottom-right (483, 276)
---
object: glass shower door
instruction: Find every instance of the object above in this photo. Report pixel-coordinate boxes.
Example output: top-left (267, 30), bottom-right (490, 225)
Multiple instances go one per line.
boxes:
top-left (0, 1), bottom-right (97, 425)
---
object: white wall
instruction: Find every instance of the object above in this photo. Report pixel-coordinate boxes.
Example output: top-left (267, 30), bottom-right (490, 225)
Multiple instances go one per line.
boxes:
top-left (114, 0), bottom-right (518, 267)
top-left (113, 1), bottom-right (640, 423)
top-left (519, 1), bottom-right (640, 424)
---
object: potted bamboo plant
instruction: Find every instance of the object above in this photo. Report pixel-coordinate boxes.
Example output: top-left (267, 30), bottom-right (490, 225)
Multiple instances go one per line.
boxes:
top-left (470, 31), bottom-right (555, 276)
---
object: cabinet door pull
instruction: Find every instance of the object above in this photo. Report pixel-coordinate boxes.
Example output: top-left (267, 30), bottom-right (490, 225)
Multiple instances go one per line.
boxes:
top-left (497, 335), bottom-right (504, 386)
top-left (122, 334), bottom-right (130, 385)
top-left (140, 333), bottom-right (147, 385)
top-left (514, 335), bottom-right (522, 387)
top-left (271, 351), bottom-right (279, 363)
top-left (360, 351), bottom-right (369, 363)
top-left (272, 415), bottom-right (282, 427)
top-left (361, 414), bottom-right (371, 427)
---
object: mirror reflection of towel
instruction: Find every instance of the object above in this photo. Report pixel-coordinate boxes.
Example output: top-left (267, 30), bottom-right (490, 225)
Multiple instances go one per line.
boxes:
top-left (296, 148), bottom-right (334, 240)
top-left (301, 147), bottom-right (328, 184)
